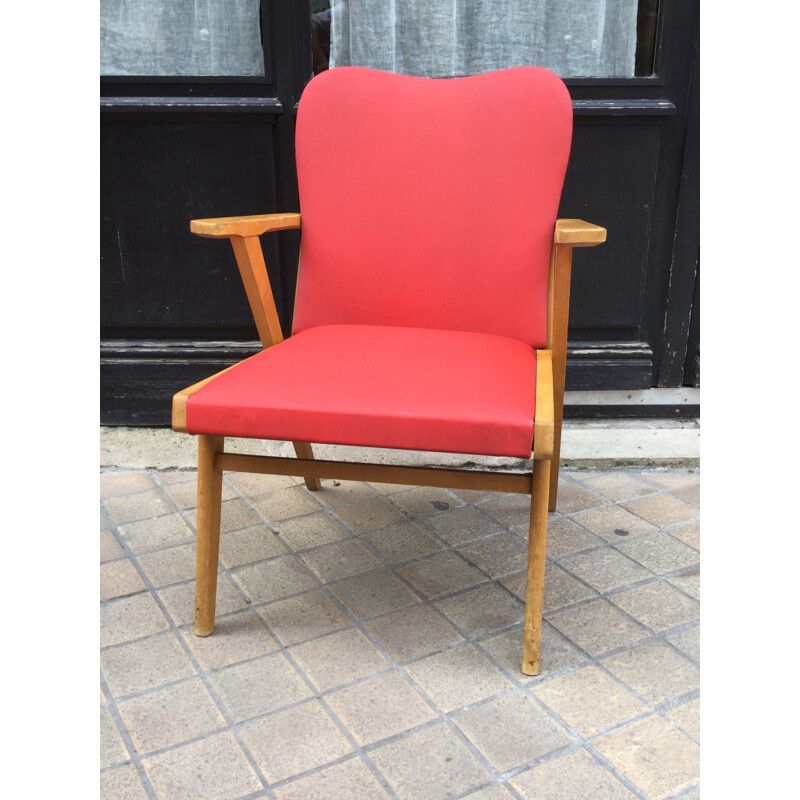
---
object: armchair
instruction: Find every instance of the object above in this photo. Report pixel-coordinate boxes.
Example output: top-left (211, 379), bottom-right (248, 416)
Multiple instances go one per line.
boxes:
top-left (173, 66), bottom-right (605, 675)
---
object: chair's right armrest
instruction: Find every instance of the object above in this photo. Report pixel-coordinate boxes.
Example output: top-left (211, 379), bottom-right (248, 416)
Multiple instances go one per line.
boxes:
top-left (554, 219), bottom-right (606, 248)
top-left (190, 213), bottom-right (301, 239)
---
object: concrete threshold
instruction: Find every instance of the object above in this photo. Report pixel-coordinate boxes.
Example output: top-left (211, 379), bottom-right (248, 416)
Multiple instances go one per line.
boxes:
top-left (100, 419), bottom-right (699, 472)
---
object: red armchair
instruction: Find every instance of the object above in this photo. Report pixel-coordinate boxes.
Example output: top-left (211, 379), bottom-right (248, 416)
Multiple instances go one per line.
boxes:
top-left (173, 66), bottom-right (605, 675)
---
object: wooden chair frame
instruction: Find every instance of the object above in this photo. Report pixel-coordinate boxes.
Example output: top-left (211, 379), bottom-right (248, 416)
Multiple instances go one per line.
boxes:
top-left (173, 213), bottom-right (605, 675)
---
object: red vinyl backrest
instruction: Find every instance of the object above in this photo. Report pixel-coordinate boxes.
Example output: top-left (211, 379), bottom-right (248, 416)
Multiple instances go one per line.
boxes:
top-left (293, 66), bottom-right (572, 349)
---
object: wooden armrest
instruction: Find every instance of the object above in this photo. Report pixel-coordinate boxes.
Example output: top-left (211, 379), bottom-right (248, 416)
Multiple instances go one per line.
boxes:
top-left (554, 219), bottom-right (607, 247)
top-left (190, 213), bottom-right (301, 239)
top-left (533, 349), bottom-right (555, 460)
top-left (189, 215), bottom-right (294, 348)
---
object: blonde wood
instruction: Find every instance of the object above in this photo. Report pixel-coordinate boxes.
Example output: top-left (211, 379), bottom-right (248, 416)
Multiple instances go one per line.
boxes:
top-left (216, 453), bottom-right (533, 494)
top-left (547, 244), bottom-right (573, 511)
top-left (292, 441), bottom-right (321, 491)
top-left (544, 220), bottom-right (605, 509)
top-left (222, 231), bottom-right (322, 487)
top-left (180, 221), bottom-right (321, 487)
top-left (533, 349), bottom-right (555, 460)
top-left (522, 458), bottom-right (551, 675)
top-left (230, 235), bottom-right (285, 349)
top-left (183, 213), bottom-right (606, 672)
top-left (190, 213), bottom-right (301, 239)
top-left (172, 363), bottom-right (240, 433)
top-left (194, 435), bottom-right (225, 637)
top-left (554, 219), bottom-right (607, 247)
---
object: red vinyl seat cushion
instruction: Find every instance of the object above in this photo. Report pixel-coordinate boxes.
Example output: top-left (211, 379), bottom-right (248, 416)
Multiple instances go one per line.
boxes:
top-left (185, 325), bottom-right (537, 458)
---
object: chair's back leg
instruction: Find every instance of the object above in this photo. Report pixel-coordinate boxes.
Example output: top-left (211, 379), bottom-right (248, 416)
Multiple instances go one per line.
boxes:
top-left (549, 412), bottom-right (564, 512)
top-left (522, 458), bottom-right (552, 675)
top-left (547, 244), bottom-right (573, 512)
top-left (292, 442), bottom-right (321, 491)
top-left (195, 434), bottom-right (225, 636)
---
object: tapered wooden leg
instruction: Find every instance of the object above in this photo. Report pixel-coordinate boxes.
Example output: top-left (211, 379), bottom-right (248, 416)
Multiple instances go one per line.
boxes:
top-left (522, 458), bottom-right (552, 675)
top-left (195, 435), bottom-right (224, 637)
top-left (292, 441), bottom-right (321, 491)
top-left (548, 418), bottom-right (563, 512)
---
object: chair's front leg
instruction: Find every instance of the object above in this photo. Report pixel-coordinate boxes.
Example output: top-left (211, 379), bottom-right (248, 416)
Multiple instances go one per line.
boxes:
top-left (522, 458), bottom-right (552, 675)
top-left (195, 434), bottom-right (225, 636)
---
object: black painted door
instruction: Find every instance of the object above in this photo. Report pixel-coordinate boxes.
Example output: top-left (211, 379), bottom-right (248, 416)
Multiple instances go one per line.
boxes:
top-left (560, 0), bottom-right (699, 396)
top-left (100, 1), bottom-right (699, 424)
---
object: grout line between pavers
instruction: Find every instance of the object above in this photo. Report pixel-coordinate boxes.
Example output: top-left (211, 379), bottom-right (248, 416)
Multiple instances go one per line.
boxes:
top-left (99, 674), bottom-right (161, 800)
top-left (585, 655), bottom-right (697, 731)
top-left (516, 661), bottom-right (697, 794)
top-left (489, 688), bottom-right (691, 800)
top-left (104, 487), bottom-right (696, 668)
top-left (102, 491), bottom-right (280, 800)
top-left (507, 671), bottom-right (656, 782)
top-left (313, 474), bottom-right (696, 777)
top-left (335, 486), bottom-right (556, 645)
top-left (270, 484), bottom-right (541, 790)
top-left (247, 579), bottom-right (443, 797)
top-left (562, 479), bottom-right (697, 524)
top-left (660, 620), bottom-right (700, 669)
top-left (101, 467), bottom-right (699, 799)
top-left (312, 489), bottom-right (516, 614)
top-left (266, 750), bottom-right (399, 799)
top-left (316, 581), bottom-right (584, 793)
top-left (453, 781), bottom-right (526, 800)
top-left (214, 482), bottom-right (467, 795)
top-left (664, 781), bottom-right (701, 799)
top-left (143, 656), bottom-right (278, 800)
top-left (102, 550), bottom-right (694, 675)
top-left (495, 742), bottom-right (605, 788)
top-left (544, 564), bottom-right (699, 632)
top-left (579, 740), bottom-right (653, 800)
top-left (657, 693), bottom-right (701, 749)
top-left (553, 518), bottom-right (654, 552)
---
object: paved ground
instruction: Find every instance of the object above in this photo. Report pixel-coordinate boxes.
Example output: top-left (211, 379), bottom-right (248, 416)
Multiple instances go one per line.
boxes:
top-left (100, 465), bottom-right (699, 800)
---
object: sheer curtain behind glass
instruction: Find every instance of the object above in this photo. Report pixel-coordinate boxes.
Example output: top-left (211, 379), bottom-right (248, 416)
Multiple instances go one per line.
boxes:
top-left (330, 0), bottom-right (639, 78)
top-left (101, 0), bottom-right (265, 76)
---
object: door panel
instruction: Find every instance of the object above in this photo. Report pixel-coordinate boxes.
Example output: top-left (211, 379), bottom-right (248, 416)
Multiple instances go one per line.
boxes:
top-left (100, 0), bottom-right (698, 424)
top-left (101, 115), bottom-right (281, 332)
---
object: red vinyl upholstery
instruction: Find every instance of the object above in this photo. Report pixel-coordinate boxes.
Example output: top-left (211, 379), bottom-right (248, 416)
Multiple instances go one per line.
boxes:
top-left (178, 66), bottom-right (596, 672)
top-left (185, 325), bottom-right (537, 458)
top-left (293, 66), bottom-right (572, 349)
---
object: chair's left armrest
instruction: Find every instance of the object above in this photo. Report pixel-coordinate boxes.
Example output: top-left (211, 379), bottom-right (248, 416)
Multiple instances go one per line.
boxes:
top-left (554, 219), bottom-right (606, 248)
top-left (533, 349), bottom-right (555, 460)
top-left (190, 213), bottom-right (301, 239)
top-left (188, 213), bottom-right (300, 349)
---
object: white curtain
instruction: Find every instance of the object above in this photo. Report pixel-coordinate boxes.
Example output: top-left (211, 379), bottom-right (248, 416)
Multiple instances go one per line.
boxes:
top-left (100, 0), bottom-right (265, 76)
top-left (330, 0), bottom-right (639, 78)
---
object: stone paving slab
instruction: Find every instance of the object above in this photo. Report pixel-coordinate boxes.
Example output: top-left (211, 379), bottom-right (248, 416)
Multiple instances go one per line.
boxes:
top-left (100, 465), bottom-right (699, 799)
